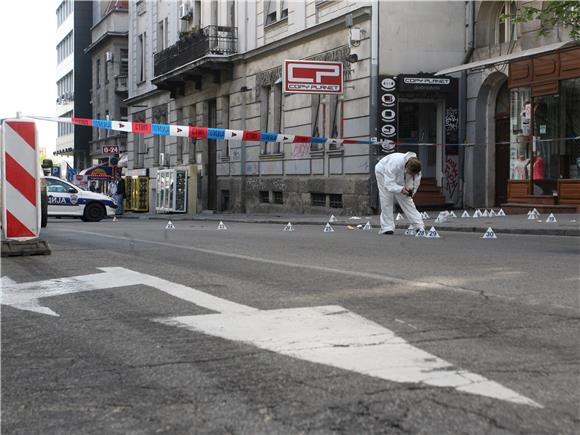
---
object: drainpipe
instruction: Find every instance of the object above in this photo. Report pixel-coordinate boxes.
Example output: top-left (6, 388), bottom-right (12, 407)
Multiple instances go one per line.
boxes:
top-left (369, 0), bottom-right (379, 211)
top-left (458, 0), bottom-right (475, 209)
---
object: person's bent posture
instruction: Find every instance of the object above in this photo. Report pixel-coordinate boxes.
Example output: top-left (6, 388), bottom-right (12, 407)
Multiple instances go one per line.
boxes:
top-left (374, 152), bottom-right (424, 235)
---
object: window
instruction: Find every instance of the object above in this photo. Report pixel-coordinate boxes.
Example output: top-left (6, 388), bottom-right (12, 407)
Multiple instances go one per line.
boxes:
top-left (260, 86), bottom-right (270, 154)
top-left (157, 20), bottom-right (165, 52)
top-left (264, 0), bottom-right (288, 26)
top-left (104, 56), bottom-right (109, 84)
top-left (176, 108), bottom-right (184, 164)
top-left (120, 49), bottom-right (129, 76)
top-left (259, 191), bottom-right (270, 203)
top-left (260, 84), bottom-right (283, 155)
top-left (56, 0), bottom-right (73, 26)
top-left (273, 191), bottom-right (283, 204)
top-left (138, 33), bottom-right (146, 83)
top-left (311, 193), bottom-right (326, 207)
top-left (223, 96), bottom-right (230, 158)
top-left (96, 58), bottom-right (101, 88)
top-left (57, 111), bottom-right (74, 137)
top-left (46, 178), bottom-right (73, 193)
top-left (496, 1), bottom-right (517, 44)
top-left (132, 110), bottom-right (146, 168)
top-left (57, 72), bottom-right (73, 103)
top-left (311, 94), bottom-right (323, 151)
top-left (57, 31), bottom-right (73, 63)
top-left (329, 194), bottom-right (343, 208)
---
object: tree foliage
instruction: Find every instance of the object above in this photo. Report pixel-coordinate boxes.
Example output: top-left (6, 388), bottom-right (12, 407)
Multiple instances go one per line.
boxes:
top-left (507, 1), bottom-right (580, 41)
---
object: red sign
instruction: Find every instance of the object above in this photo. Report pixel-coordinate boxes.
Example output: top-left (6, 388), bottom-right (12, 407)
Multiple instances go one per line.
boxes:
top-left (283, 60), bottom-right (343, 94)
top-left (103, 145), bottom-right (119, 154)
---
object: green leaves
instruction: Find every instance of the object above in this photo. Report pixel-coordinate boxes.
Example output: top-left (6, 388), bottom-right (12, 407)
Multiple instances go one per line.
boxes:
top-left (503, 1), bottom-right (580, 41)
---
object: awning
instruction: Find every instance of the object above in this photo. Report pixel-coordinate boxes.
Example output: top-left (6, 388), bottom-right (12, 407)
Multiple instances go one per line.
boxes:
top-left (435, 41), bottom-right (578, 76)
top-left (80, 164), bottom-right (113, 179)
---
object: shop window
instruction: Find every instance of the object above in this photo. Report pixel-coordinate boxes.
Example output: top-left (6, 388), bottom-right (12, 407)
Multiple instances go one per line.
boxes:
top-left (221, 190), bottom-right (230, 211)
top-left (311, 193), bottom-right (326, 207)
top-left (329, 194), bottom-right (343, 208)
top-left (259, 191), bottom-right (270, 203)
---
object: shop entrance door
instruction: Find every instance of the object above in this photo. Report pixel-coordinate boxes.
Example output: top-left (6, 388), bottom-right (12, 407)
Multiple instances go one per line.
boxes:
top-left (495, 117), bottom-right (510, 205)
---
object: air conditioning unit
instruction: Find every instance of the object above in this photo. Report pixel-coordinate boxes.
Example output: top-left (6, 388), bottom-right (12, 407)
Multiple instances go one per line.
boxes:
top-left (179, 3), bottom-right (192, 20)
top-left (105, 51), bottom-right (113, 62)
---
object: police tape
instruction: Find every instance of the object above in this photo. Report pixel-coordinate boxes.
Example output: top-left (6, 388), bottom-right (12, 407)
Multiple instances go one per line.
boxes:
top-left (29, 115), bottom-right (373, 146)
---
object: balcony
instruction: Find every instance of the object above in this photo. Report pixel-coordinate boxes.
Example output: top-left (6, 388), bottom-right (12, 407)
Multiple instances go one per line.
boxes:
top-left (153, 25), bottom-right (237, 95)
top-left (114, 75), bottom-right (128, 93)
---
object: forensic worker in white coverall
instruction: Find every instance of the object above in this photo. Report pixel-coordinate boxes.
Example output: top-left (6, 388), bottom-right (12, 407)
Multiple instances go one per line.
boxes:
top-left (374, 152), bottom-right (424, 234)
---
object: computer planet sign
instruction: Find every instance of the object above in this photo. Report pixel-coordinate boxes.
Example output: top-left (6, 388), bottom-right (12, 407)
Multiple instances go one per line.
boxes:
top-left (283, 60), bottom-right (343, 94)
top-left (378, 76), bottom-right (398, 141)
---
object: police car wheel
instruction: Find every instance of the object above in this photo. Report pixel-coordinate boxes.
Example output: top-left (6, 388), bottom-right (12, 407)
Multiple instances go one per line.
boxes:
top-left (84, 203), bottom-right (106, 222)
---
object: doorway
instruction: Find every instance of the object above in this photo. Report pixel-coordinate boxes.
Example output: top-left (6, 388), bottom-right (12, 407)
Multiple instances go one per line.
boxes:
top-left (494, 82), bottom-right (510, 205)
top-left (207, 99), bottom-right (217, 210)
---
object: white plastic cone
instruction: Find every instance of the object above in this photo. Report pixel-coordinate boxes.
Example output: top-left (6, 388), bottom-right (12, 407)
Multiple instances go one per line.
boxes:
top-left (329, 214), bottom-right (338, 223)
top-left (404, 226), bottom-right (416, 236)
top-left (461, 210), bottom-right (470, 218)
top-left (323, 222), bottom-right (335, 232)
top-left (112, 216), bottom-right (118, 222)
top-left (532, 208), bottom-right (540, 215)
top-left (217, 221), bottom-right (228, 230)
top-left (450, 211), bottom-right (457, 218)
top-left (545, 213), bottom-right (557, 223)
top-left (395, 213), bottom-right (403, 221)
top-left (165, 220), bottom-right (175, 230)
top-left (481, 227), bottom-right (497, 239)
top-left (489, 210), bottom-right (496, 217)
top-left (426, 226), bottom-right (440, 238)
top-left (362, 221), bottom-right (372, 231)
top-left (498, 209), bottom-right (506, 216)
top-left (283, 222), bottom-right (295, 231)
top-left (482, 210), bottom-right (489, 217)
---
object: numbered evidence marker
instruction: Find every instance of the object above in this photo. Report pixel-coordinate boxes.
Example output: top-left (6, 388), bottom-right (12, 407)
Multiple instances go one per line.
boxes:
top-left (0, 267), bottom-right (541, 407)
top-left (415, 228), bottom-right (426, 238)
top-left (449, 211), bottom-right (457, 218)
top-left (362, 221), bottom-right (372, 231)
top-left (329, 214), bottom-right (338, 223)
top-left (545, 213), bottom-right (557, 223)
top-left (461, 210), bottom-right (470, 218)
top-left (489, 210), bottom-right (497, 217)
top-left (426, 226), bottom-right (441, 239)
top-left (395, 213), bottom-right (404, 221)
top-left (404, 226), bottom-right (416, 236)
top-left (165, 220), bottom-right (175, 230)
top-left (482, 210), bottom-right (489, 217)
top-left (217, 221), bottom-right (228, 230)
top-left (283, 222), bottom-right (295, 232)
top-left (112, 216), bottom-right (118, 222)
top-left (497, 209), bottom-right (506, 216)
top-left (323, 223), bottom-right (335, 232)
top-left (482, 227), bottom-right (497, 239)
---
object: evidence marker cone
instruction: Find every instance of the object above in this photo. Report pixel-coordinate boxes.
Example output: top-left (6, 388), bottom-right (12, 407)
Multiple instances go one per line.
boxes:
top-left (165, 220), bottom-right (175, 230)
top-left (461, 210), bottom-right (470, 218)
top-left (482, 227), bottom-right (497, 239)
top-left (283, 222), bottom-right (294, 231)
top-left (323, 222), bottom-right (335, 232)
top-left (426, 226), bottom-right (440, 238)
top-left (329, 214), bottom-right (338, 223)
top-left (545, 213), bottom-right (557, 223)
top-left (404, 226), bottom-right (416, 236)
top-left (362, 221), bottom-right (372, 231)
top-left (217, 221), bottom-right (228, 230)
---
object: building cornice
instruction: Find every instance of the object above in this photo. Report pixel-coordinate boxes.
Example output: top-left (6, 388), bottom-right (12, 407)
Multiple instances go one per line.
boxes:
top-left (85, 31), bottom-right (129, 54)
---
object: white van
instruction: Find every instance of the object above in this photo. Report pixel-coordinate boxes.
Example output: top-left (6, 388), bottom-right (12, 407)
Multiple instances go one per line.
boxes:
top-left (45, 176), bottom-right (116, 222)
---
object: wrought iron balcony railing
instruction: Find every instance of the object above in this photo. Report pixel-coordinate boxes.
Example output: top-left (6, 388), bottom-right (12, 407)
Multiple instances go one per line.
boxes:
top-left (154, 25), bottom-right (237, 78)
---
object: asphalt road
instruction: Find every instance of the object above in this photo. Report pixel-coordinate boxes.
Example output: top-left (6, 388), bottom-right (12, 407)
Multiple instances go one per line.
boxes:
top-left (2, 218), bottom-right (579, 435)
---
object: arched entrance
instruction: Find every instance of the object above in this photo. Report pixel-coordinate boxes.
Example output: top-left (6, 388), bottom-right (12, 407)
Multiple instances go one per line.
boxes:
top-left (494, 82), bottom-right (510, 205)
top-left (474, 71), bottom-right (508, 207)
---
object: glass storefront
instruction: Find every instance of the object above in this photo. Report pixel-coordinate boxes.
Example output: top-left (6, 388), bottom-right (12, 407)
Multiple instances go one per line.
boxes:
top-left (509, 78), bottom-right (580, 195)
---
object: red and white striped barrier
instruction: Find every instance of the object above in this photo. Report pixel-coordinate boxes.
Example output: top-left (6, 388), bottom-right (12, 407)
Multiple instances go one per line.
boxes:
top-left (1, 119), bottom-right (41, 241)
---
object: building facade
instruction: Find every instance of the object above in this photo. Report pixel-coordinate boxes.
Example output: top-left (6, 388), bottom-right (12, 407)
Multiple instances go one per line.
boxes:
top-left (55, 0), bottom-right (93, 169)
top-left (125, 0), bottom-right (470, 215)
top-left (437, 1), bottom-right (580, 210)
top-left (86, 0), bottom-right (130, 165)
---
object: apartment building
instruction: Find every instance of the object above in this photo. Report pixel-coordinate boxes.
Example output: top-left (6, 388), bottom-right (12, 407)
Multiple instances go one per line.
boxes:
top-left (126, 0), bottom-right (466, 215)
top-left (55, 0), bottom-right (93, 169)
top-left (86, 0), bottom-right (130, 164)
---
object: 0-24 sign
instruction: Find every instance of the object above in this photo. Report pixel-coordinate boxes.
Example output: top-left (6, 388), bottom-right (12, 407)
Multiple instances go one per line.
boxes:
top-left (103, 145), bottom-right (119, 154)
top-left (283, 60), bottom-right (343, 94)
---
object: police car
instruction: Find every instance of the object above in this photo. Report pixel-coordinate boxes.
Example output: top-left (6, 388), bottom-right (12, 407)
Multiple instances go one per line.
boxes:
top-left (45, 176), bottom-right (116, 222)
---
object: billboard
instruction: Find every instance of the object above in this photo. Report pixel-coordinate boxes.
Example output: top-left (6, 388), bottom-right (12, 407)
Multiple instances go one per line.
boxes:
top-left (283, 60), bottom-right (343, 94)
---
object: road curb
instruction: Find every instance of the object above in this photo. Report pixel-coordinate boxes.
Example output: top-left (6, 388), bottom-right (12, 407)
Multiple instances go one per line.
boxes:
top-left (116, 215), bottom-right (580, 237)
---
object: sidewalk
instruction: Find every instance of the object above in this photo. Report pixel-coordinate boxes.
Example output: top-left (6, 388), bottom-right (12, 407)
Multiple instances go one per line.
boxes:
top-left (120, 210), bottom-right (580, 237)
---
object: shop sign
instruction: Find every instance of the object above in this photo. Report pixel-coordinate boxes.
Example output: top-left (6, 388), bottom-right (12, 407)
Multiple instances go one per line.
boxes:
top-left (283, 60), bottom-right (343, 94)
top-left (399, 75), bottom-right (454, 92)
top-left (378, 75), bottom-right (398, 142)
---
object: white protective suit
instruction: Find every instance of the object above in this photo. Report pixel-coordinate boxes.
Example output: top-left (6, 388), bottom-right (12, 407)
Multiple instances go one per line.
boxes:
top-left (374, 152), bottom-right (424, 234)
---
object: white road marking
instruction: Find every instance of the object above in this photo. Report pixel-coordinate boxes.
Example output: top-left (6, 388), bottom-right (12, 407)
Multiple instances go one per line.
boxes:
top-left (1, 267), bottom-right (255, 317)
top-left (2, 267), bottom-right (541, 407)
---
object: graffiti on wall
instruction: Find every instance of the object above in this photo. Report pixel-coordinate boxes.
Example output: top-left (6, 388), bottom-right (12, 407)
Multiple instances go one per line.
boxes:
top-left (444, 155), bottom-right (459, 202)
top-left (291, 143), bottom-right (311, 159)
